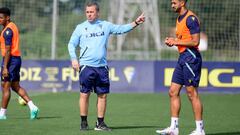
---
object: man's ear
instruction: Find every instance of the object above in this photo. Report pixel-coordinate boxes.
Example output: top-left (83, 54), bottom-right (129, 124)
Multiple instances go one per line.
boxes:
top-left (97, 12), bottom-right (100, 18)
top-left (180, 1), bottom-right (186, 7)
top-left (6, 16), bottom-right (10, 21)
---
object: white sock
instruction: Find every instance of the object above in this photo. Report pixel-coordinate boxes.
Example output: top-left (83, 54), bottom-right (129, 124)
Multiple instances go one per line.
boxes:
top-left (0, 108), bottom-right (7, 116)
top-left (196, 120), bottom-right (204, 132)
top-left (170, 117), bottom-right (179, 129)
top-left (27, 101), bottom-right (37, 110)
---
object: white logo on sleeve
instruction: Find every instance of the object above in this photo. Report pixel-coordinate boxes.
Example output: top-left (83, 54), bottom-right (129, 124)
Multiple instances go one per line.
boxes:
top-left (192, 16), bottom-right (195, 21)
top-left (6, 30), bottom-right (9, 35)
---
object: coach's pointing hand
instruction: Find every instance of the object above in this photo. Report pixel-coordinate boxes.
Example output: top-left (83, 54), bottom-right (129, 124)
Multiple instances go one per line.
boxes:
top-left (136, 13), bottom-right (145, 24)
top-left (132, 13), bottom-right (145, 27)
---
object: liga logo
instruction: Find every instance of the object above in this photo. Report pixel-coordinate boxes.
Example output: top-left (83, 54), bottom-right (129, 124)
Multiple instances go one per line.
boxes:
top-left (123, 66), bottom-right (136, 83)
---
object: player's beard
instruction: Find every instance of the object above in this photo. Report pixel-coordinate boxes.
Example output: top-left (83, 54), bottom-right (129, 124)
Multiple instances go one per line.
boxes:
top-left (173, 6), bottom-right (181, 13)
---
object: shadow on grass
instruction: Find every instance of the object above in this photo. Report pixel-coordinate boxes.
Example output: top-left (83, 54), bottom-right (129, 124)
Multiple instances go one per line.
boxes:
top-left (13, 116), bottom-right (62, 119)
top-left (37, 116), bottom-right (62, 119)
top-left (208, 132), bottom-right (240, 135)
top-left (111, 125), bottom-right (159, 130)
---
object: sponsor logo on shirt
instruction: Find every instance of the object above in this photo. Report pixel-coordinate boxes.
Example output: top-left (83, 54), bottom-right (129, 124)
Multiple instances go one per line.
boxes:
top-left (86, 31), bottom-right (105, 38)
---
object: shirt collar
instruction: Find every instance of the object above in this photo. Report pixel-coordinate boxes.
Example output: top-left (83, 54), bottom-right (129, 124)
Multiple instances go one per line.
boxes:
top-left (178, 10), bottom-right (188, 22)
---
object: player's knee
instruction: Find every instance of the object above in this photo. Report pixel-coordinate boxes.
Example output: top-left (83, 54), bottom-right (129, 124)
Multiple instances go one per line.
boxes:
top-left (98, 94), bottom-right (107, 99)
top-left (2, 90), bottom-right (10, 96)
top-left (187, 93), bottom-right (193, 101)
top-left (80, 93), bottom-right (90, 99)
top-left (187, 91), bottom-right (198, 101)
top-left (168, 89), bottom-right (178, 98)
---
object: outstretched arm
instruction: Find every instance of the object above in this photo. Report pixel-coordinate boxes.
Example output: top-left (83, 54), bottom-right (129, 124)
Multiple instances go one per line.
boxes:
top-left (109, 12), bottom-right (146, 35)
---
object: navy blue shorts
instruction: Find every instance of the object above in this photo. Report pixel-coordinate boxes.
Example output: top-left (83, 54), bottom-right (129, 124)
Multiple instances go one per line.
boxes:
top-left (1, 56), bottom-right (21, 82)
top-left (172, 48), bottom-right (202, 87)
top-left (79, 65), bottom-right (110, 94)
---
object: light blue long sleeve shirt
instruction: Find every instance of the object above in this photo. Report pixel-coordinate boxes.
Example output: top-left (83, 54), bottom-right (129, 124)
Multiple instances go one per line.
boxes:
top-left (68, 19), bottom-right (133, 67)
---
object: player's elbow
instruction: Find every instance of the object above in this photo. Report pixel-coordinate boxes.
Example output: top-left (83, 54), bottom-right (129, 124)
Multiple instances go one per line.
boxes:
top-left (191, 34), bottom-right (200, 46)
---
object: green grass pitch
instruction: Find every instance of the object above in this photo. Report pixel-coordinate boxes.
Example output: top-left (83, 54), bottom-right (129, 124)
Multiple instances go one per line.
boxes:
top-left (0, 92), bottom-right (240, 135)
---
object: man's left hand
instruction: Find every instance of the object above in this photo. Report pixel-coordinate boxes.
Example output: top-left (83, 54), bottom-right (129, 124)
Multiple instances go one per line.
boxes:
top-left (135, 13), bottom-right (145, 25)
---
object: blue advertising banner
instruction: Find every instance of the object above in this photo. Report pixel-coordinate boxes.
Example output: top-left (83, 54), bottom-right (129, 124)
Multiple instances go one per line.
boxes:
top-left (108, 61), bottom-right (155, 93)
top-left (21, 60), bottom-right (75, 92)
top-left (18, 60), bottom-right (240, 93)
top-left (154, 61), bottom-right (240, 93)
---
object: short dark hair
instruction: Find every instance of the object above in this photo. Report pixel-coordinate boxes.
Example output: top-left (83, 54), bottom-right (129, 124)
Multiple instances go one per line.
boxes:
top-left (0, 7), bottom-right (11, 16)
top-left (180, 0), bottom-right (188, 4)
top-left (85, 1), bottom-right (100, 12)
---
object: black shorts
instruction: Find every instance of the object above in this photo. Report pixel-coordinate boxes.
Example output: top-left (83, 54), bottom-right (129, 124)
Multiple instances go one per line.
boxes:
top-left (79, 65), bottom-right (110, 94)
top-left (172, 48), bottom-right (202, 87)
top-left (1, 56), bottom-right (21, 82)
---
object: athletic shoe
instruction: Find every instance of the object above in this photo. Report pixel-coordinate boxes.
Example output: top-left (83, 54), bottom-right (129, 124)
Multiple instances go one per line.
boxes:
top-left (30, 107), bottom-right (39, 119)
top-left (80, 121), bottom-right (89, 131)
top-left (156, 127), bottom-right (179, 135)
top-left (0, 115), bottom-right (6, 120)
top-left (94, 121), bottom-right (111, 131)
top-left (189, 130), bottom-right (205, 135)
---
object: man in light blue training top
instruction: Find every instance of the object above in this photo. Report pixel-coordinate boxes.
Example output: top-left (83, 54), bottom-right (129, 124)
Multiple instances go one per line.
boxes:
top-left (68, 1), bottom-right (145, 131)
